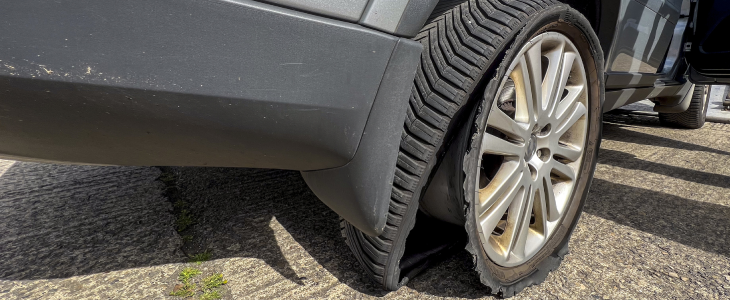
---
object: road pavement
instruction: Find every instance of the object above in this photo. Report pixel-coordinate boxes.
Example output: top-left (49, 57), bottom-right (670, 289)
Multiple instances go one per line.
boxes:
top-left (0, 113), bottom-right (729, 299)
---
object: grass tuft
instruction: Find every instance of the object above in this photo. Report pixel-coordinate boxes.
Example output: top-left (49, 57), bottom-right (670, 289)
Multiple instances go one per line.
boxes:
top-left (176, 209), bottom-right (195, 232)
top-left (188, 250), bottom-right (212, 264)
top-left (170, 267), bottom-right (201, 297)
top-left (200, 290), bottom-right (222, 300)
top-left (169, 282), bottom-right (196, 298)
top-left (157, 172), bottom-right (177, 186)
top-left (170, 268), bottom-right (228, 299)
top-left (203, 274), bottom-right (228, 290)
top-left (200, 274), bottom-right (227, 300)
top-left (178, 267), bottom-right (201, 283)
top-left (174, 199), bottom-right (188, 209)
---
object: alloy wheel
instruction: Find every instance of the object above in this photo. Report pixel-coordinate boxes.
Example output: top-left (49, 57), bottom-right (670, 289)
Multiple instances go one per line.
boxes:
top-left (475, 32), bottom-right (589, 267)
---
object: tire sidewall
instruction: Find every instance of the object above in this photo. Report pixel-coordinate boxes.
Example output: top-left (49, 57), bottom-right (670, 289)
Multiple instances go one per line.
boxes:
top-left (461, 5), bottom-right (604, 292)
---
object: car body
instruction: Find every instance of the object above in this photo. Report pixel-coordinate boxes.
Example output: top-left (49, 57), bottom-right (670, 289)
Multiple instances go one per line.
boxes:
top-left (1, 0), bottom-right (728, 273)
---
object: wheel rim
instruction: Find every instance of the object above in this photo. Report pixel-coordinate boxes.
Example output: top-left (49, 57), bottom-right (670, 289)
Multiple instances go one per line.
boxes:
top-left (475, 32), bottom-right (589, 267)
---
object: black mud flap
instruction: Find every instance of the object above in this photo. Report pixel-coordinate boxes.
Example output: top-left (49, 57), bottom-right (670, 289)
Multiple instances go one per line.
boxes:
top-left (397, 211), bottom-right (468, 285)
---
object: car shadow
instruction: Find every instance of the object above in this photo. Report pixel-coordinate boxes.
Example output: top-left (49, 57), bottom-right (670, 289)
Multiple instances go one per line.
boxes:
top-left (601, 120), bottom-right (730, 156)
top-left (0, 162), bottom-right (390, 295)
top-left (162, 166), bottom-right (391, 296)
top-left (0, 162), bottom-right (186, 280)
top-left (583, 178), bottom-right (730, 257)
top-left (597, 148), bottom-right (730, 189)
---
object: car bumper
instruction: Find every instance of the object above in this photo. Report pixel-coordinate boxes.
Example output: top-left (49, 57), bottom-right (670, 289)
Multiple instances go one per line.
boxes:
top-left (0, 0), bottom-right (422, 235)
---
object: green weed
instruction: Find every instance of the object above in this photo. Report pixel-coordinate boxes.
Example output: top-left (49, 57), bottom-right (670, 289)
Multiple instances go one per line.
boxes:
top-left (178, 267), bottom-right (201, 283)
top-left (200, 290), bottom-right (222, 300)
top-left (170, 267), bottom-right (201, 297)
top-left (169, 282), bottom-right (196, 298)
top-left (188, 251), bottom-right (212, 264)
top-left (203, 274), bottom-right (228, 290)
top-left (176, 209), bottom-right (195, 232)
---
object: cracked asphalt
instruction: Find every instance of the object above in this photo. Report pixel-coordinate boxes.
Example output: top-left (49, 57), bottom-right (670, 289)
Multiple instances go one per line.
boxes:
top-left (0, 113), bottom-right (729, 299)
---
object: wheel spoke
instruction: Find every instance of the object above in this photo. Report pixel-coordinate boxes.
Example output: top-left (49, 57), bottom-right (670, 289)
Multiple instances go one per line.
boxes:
top-left (477, 160), bottom-right (522, 216)
top-left (512, 57), bottom-right (537, 126)
top-left (479, 178), bottom-right (525, 239)
top-left (542, 41), bottom-right (565, 114)
top-left (541, 174), bottom-right (560, 222)
top-left (482, 132), bottom-right (524, 157)
top-left (508, 185), bottom-right (536, 259)
top-left (549, 52), bottom-right (576, 116)
top-left (487, 106), bottom-right (530, 141)
top-left (555, 102), bottom-right (587, 136)
top-left (524, 42), bottom-right (544, 118)
top-left (551, 161), bottom-right (576, 182)
top-left (534, 180), bottom-right (549, 232)
top-left (556, 85), bottom-right (584, 120)
top-left (554, 143), bottom-right (582, 162)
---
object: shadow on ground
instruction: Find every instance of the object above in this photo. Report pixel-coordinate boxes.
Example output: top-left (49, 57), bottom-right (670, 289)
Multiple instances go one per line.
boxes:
top-left (160, 167), bottom-right (392, 296)
top-left (584, 179), bottom-right (730, 257)
top-left (597, 148), bottom-right (730, 189)
top-left (601, 121), bottom-right (730, 156)
top-left (0, 115), bottom-right (727, 299)
top-left (0, 163), bottom-right (184, 280)
top-left (0, 161), bottom-right (489, 298)
top-left (158, 167), bottom-right (485, 297)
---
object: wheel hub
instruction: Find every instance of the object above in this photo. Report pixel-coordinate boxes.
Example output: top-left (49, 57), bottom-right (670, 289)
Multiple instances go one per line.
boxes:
top-left (525, 135), bottom-right (538, 159)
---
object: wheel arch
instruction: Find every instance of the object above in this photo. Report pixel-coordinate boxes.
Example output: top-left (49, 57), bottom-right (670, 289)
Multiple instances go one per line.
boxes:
top-left (558, 0), bottom-right (617, 62)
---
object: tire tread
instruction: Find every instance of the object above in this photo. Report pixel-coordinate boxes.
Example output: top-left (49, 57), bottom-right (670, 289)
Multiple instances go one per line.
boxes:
top-left (659, 85), bottom-right (708, 129)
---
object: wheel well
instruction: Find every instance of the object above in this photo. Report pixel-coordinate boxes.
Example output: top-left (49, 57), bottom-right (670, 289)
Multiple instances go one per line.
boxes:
top-left (428, 1), bottom-right (601, 32)
top-left (558, 0), bottom-right (616, 61)
top-left (558, 0), bottom-right (600, 31)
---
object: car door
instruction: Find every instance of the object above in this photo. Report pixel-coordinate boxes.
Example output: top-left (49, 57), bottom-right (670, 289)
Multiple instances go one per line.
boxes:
top-left (686, 0), bottom-right (730, 83)
top-left (600, 0), bottom-right (684, 112)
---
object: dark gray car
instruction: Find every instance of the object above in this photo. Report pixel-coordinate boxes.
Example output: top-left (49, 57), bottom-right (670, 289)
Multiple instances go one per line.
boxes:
top-left (1, 0), bottom-right (728, 297)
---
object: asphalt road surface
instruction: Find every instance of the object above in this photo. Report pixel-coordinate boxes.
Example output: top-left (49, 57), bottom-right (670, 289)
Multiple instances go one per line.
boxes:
top-left (0, 113), bottom-right (729, 300)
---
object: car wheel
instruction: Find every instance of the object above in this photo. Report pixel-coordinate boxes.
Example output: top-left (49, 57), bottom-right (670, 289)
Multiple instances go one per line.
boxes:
top-left (341, 0), bottom-right (603, 294)
top-left (659, 84), bottom-right (710, 129)
top-left (422, 4), bottom-right (604, 297)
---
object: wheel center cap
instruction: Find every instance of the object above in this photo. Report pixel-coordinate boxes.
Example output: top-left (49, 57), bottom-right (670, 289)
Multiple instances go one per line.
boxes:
top-left (525, 135), bottom-right (537, 159)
